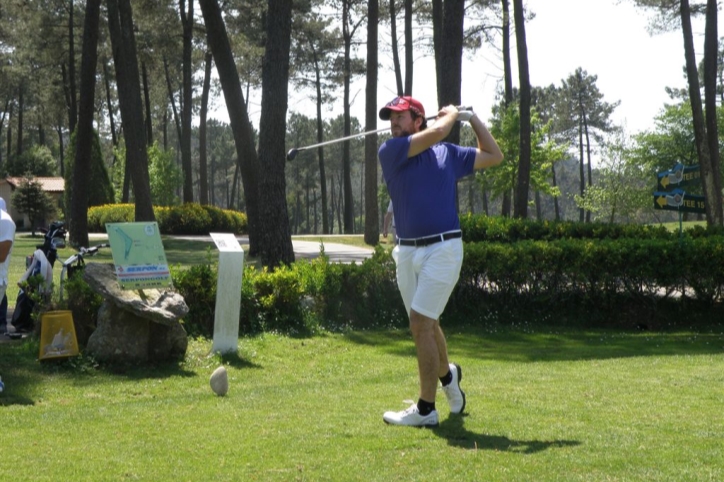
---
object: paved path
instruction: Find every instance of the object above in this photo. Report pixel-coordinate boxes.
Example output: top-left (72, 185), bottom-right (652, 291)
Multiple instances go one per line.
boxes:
top-left (88, 233), bottom-right (375, 264)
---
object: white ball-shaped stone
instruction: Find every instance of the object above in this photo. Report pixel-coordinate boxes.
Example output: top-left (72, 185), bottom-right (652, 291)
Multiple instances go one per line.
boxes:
top-left (210, 366), bottom-right (229, 396)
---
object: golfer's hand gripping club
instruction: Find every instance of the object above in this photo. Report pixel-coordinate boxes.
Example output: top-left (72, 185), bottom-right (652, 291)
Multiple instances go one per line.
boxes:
top-left (456, 109), bottom-right (474, 122)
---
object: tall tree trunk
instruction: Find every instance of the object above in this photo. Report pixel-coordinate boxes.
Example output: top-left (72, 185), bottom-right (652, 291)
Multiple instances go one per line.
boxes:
top-left (681, 0), bottom-right (716, 225)
top-left (703, 0), bottom-right (723, 225)
top-left (107, 0), bottom-right (155, 222)
top-left (258, 0), bottom-right (294, 267)
top-left (70, 0), bottom-right (101, 249)
top-left (390, 0), bottom-right (403, 95)
top-left (199, 0), bottom-right (262, 255)
top-left (438, 0), bottom-right (464, 144)
top-left (210, 153), bottom-right (216, 206)
top-left (142, 61), bottom-right (153, 146)
top-left (502, 0), bottom-right (513, 105)
top-left (16, 85), bottom-right (23, 158)
top-left (103, 59), bottom-right (119, 162)
top-left (584, 113), bottom-right (592, 223)
top-left (364, 0), bottom-right (379, 246)
top-left (551, 164), bottom-right (560, 220)
top-left (56, 124), bottom-right (64, 176)
top-left (432, 0), bottom-right (443, 104)
top-left (342, 0), bottom-right (354, 234)
top-left (403, 0), bottom-right (413, 95)
top-left (180, 0), bottom-right (194, 203)
top-left (512, 0), bottom-right (531, 219)
top-left (0, 99), bottom-right (8, 170)
top-left (163, 108), bottom-right (168, 151)
top-left (578, 119), bottom-right (585, 222)
top-left (500, 0), bottom-right (513, 218)
top-left (68, 0), bottom-right (78, 135)
top-left (199, 51), bottom-right (212, 205)
top-left (307, 38), bottom-right (328, 234)
top-left (163, 57), bottom-right (183, 147)
top-left (38, 120), bottom-right (45, 147)
top-left (5, 102), bottom-right (11, 163)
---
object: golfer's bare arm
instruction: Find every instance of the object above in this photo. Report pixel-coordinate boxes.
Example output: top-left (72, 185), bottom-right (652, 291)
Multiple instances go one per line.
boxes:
top-left (470, 115), bottom-right (504, 170)
top-left (0, 240), bottom-right (12, 263)
top-left (408, 106), bottom-right (458, 158)
top-left (383, 211), bottom-right (392, 233)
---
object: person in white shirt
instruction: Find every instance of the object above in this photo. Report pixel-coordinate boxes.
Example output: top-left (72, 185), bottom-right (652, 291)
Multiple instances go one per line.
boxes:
top-left (0, 197), bottom-right (16, 334)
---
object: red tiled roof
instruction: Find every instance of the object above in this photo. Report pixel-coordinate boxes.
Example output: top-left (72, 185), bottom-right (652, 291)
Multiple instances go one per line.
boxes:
top-left (5, 177), bottom-right (65, 192)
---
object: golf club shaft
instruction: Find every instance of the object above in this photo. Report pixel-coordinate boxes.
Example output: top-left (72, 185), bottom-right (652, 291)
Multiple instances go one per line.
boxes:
top-left (288, 105), bottom-right (471, 160)
top-left (297, 125), bottom-right (393, 152)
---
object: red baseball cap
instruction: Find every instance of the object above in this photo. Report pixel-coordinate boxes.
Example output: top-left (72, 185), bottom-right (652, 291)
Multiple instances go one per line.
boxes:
top-left (379, 96), bottom-right (426, 120)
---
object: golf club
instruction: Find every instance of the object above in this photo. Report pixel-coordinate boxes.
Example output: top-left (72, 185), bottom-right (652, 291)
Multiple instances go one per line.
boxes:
top-left (286, 105), bottom-right (472, 161)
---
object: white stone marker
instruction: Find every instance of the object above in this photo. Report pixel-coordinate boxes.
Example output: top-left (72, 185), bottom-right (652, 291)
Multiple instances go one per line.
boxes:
top-left (209, 233), bottom-right (244, 354)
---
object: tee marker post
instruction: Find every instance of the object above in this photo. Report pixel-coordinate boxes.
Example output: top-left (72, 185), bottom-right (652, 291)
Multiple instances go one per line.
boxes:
top-left (209, 233), bottom-right (244, 354)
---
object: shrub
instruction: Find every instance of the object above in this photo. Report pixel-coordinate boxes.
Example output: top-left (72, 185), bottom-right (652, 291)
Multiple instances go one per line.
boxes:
top-left (86, 203), bottom-right (247, 234)
top-left (171, 263), bottom-right (217, 337)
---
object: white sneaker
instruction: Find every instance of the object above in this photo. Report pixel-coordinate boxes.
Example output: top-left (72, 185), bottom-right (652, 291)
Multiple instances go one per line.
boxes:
top-left (441, 363), bottom-right (466, 414)
top-left (383, 404), bottom-right (439, 427)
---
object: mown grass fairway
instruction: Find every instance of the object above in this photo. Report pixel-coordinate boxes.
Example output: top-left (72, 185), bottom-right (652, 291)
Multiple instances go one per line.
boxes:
top-left (1, 324), bottom-right (722, 481)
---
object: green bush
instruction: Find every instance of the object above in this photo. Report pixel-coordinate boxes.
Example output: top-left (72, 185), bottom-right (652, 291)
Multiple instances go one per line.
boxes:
top-left (459, 214), bottom-right (673, 243)
top-left (171, 263), bottom-right (217, 337)
top-left (87, 203), bottom-right (247, 234)
top-left (62, 272), bottom-right (104, 346)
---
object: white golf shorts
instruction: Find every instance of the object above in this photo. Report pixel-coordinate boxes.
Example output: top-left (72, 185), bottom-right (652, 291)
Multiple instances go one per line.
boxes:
top-left (392, 238), bottom-right (464, 320)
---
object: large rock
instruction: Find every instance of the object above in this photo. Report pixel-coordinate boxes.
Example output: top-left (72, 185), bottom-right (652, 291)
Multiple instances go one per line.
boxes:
top-left (84, 263), bottom-right (189, 363)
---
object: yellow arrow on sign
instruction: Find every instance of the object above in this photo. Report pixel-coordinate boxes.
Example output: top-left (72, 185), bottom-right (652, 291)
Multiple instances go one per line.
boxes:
top-left (656, 195), bottom-right (668, 208)
top-left (660, 176), bottom-right (669, 188)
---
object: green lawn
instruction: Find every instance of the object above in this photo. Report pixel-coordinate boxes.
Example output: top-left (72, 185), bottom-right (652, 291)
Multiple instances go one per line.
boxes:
top-left (1, 325), bottom-right (723, 481)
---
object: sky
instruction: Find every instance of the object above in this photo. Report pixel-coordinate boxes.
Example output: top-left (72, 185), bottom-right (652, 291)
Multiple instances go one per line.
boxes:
top-left (212, 0), bottom-right (709, 136)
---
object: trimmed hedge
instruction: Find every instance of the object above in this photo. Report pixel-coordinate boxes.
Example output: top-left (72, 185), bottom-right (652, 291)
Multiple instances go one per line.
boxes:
top-left (87, 203), bottom-right (247, 234)
top-left (170, 236), bottom-right (724, 337)
top-left (172, 246), bottom-right (406, 337)
top-left (458, 214), bottom-right (724, 243)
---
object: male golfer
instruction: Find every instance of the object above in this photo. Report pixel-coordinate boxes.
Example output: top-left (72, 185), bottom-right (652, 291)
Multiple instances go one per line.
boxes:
top-left (378, 96), bottom-right (503, 427)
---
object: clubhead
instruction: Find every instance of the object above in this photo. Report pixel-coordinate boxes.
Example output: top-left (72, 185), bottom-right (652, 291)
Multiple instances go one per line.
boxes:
top-left (286, 148), bottom-right (299, 161)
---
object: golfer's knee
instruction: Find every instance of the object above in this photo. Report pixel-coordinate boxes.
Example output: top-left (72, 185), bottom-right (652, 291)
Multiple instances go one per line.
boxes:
top-left (409, 311), bottom-right (435, 339)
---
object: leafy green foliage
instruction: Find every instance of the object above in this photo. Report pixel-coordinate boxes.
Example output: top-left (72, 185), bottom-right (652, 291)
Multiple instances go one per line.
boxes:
top-left (459, 214), bottom-right (672, 242)
top-left (147, 142), bottom-right (182, 207)
top-left (63, 129), bottom-right (115, 221)
top-left (10, 177), bottom-right (58, 231)
top-left (86, 203), bottom-right (247, 234)
top-left (3, 145), bottom-right (58, 177)
top-left (486, 101), bottom-right (568, 200)
top-left (62, 272), bottom-right (104, 346)
top-left (171, 262), bottom-right (217, 337)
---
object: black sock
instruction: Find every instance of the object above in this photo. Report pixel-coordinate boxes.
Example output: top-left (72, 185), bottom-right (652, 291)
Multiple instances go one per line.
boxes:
top-left (417, 398), bottom-right (436, 415)
top-left (439, 369), bottom-right (453, 387)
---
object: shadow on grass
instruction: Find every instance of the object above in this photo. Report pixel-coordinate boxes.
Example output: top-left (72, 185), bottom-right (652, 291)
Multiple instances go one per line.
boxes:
top-left (432, 414), bottom-right (581, 453)
top-left (344, 324), bottom-right (724, 363)
top-left (0, 337), bottom-right (261, 406)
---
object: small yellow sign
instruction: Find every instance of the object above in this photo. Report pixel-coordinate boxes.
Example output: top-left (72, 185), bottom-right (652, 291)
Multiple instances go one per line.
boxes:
top-left (39, 311), bottom-right (79, 360)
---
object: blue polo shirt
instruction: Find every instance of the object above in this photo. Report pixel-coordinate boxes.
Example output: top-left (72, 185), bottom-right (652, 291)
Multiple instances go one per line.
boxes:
top-left (378, 136), bottom-right (476, 239)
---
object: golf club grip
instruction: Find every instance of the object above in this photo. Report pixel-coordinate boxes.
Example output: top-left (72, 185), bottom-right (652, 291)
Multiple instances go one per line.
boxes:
top-left (425, 105), bottom-right (472, 120)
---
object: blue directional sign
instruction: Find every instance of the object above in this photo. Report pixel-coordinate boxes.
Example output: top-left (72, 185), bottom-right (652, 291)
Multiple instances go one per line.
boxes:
top-left (657, 163), bottom-right (700, 191)
top-left (653, 188), bottom-right (706, 214)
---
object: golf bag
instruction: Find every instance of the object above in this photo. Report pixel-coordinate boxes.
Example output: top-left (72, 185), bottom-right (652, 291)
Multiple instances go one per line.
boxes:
top-left (11, 221), bottom-right (66, 333)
